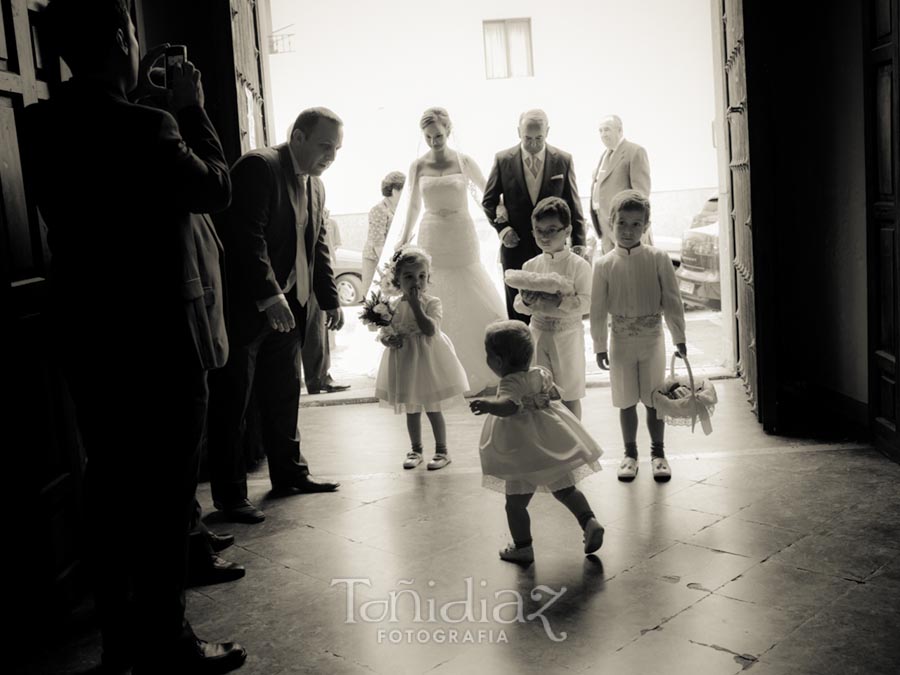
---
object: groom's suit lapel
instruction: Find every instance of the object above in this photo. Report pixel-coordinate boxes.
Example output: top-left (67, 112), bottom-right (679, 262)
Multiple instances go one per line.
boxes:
top-left (539, 146), bottom-right (559, 200)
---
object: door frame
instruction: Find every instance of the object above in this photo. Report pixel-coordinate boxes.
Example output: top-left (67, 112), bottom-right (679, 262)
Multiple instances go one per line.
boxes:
top-left (863, 0), bottom-right (900, 461)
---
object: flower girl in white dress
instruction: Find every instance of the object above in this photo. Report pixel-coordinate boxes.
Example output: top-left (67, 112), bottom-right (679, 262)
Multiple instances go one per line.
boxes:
top-left (375, 246), bottom-right (469, 470)
top-left (470, 320), bottom-right (604, 563)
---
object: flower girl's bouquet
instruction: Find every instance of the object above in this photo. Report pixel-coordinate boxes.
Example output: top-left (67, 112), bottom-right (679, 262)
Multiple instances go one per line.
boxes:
top-left (359, 290), bottom-right (394, 331)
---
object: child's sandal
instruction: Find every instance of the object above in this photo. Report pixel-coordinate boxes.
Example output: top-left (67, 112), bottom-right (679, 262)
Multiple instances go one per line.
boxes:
top-left (403, 451), bottom-right (423, 469)
top-left (583, 519), bottom-right (605, 554)
top-left (651, 456), bottom-right (671, 482)
top-left (499, 544), bottom-right (534, 564)
top-left (426, 453), bottom-right (451, 470)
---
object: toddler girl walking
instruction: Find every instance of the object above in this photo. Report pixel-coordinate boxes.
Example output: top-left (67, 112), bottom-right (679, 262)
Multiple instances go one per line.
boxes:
top-left (470, 320), bottom-right (604, 564)
top-left (375, 246), bottom-right (469, 470)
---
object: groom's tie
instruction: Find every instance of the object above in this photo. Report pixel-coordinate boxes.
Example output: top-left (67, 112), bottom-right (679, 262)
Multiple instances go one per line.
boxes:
top-left (294, 176), bottom-right (310, 306)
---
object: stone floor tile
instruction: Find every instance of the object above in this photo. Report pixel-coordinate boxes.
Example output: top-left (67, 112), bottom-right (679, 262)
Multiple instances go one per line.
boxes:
top-left (716, 560), bottom-right (857, 612)
top-left (685, 516), bottom-right (805, 560)
top-left (624, 542), bottom-right (758, 593)
top-left (767, 532), bottom-right (900, 581)
top-left (661, 481), bottom-right (760, 517)
top-left (761, 599), bottom-right (900, 675)
top-left (661, 592), bottom-right (808, 660)
top-left (581, 628), bottom-right (750, 675)
top-left (605, 502), bottom-right (723, 541)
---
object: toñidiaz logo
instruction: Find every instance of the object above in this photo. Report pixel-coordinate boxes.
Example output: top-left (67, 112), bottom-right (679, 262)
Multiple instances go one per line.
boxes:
top-left (331, 577), bottom-right (569, 643)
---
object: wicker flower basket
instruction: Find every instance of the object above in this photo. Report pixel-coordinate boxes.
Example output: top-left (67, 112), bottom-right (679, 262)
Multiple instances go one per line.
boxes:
top-left (652, 353), bottom-right (717, 435)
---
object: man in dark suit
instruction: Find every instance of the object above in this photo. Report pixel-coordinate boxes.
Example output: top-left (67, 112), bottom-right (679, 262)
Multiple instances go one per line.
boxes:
top-left (25, 1), bottom-right (245, 672)
top-left (207, 108), bottom-right (344, 524)
top-left (301, 209), bottom-right (350, 395)
top-left (483, 109), bottom-right (586, 322)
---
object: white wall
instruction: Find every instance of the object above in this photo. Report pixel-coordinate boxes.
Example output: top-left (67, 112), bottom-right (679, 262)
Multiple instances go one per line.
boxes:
top-left (268, 0), bottom-right (718, 214)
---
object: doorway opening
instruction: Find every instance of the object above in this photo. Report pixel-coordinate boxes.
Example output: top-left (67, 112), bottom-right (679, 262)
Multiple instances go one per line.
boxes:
top-left (264, 0), bottom-right (737, 397)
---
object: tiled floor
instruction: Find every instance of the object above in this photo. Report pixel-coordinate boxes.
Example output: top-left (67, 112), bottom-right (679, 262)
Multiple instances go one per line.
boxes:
top-left (26, 379), bottom-right (900, 674)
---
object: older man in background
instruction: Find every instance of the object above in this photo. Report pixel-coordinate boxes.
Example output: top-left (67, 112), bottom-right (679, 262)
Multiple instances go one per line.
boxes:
top-left (590, 114), bottom-right (652, 254)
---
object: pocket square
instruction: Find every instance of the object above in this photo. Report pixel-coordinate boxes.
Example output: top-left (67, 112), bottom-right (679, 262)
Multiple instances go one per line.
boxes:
top-left (551, 174), bottom-right (564, 180)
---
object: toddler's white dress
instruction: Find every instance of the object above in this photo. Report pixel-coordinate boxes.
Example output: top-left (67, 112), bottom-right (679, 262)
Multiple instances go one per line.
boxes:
top-left (479, 367), bottom-right (603, 494)
top-left (374, 295), bottom-right (469, 413)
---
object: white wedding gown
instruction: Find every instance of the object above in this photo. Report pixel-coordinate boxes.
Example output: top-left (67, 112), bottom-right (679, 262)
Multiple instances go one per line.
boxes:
top-left (416, 173), bottom-right (507, 393)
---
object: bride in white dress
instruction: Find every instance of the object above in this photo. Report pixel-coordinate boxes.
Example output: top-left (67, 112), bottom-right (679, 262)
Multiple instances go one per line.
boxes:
top-left (395, 107), bottom-right (507, 394)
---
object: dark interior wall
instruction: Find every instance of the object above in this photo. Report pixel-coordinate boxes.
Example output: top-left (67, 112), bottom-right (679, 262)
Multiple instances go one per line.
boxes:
top-left (745, 0), bottom-right (868, 433)
top-left (135, 0), bottom-right (241, 164)
top-left (808, 2), bottom-right (868, 408)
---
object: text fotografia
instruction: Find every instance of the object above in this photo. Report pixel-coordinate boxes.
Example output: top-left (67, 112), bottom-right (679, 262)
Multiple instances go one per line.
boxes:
top-left (331, 577), bottom-right (569, 642)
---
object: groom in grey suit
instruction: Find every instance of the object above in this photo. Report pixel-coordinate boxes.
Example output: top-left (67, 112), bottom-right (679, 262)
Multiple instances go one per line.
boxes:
top-left (483, 109), bottom-right (586, 322)
top-left (590, 114), bottom-right (652, 254)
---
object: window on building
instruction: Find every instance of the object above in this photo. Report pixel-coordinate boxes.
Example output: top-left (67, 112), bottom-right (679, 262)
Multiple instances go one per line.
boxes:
top-left (483, 18), bottom-right (533, 79)
top-left (269, 25), bottom-right (295, 54)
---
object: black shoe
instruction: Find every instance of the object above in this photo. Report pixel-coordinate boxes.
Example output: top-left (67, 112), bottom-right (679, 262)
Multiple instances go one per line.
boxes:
top-left (213, 498), bottom-right (266, 524)
top-left (321, 382), bottom-right (351, 393)
top-left (133, 638), bottom-right (247, 675)
top-left (187, 555), bottom-right (246, 587)
top-left (307, 381), bottom-right (351, 394)
top-left (207, 530), bottom-right (235, 552)
top-left (272, 475), bottom-right (340, 493)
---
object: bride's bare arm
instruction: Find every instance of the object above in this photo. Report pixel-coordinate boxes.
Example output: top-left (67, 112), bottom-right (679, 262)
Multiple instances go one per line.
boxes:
top-left (461, 153), bottom-right (487, 193)
top-left (397, 159), bottom-right (422, 247)
top-left (462, 154), bottom-right (507, 221)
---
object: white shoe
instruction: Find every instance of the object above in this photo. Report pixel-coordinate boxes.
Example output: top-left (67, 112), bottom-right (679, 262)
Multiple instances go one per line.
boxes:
top-left (583, 519), bottom-right (605, 554)
top-left (652, 456), bottom-right (672, 482)
top-left (426, 453), bottom-right (451, 470)
top-left (617, 456), bottom-right (638, 481)
top-left (403, 452), bottom-right (423, 469)
top-left (499, 543), bottom-right (534, 564)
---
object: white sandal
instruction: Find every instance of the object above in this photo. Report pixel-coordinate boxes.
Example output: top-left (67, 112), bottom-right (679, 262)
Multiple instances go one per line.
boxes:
top-left (617, 456), bottom-right (638, 481)
top-left (651, 456), bottom-right (672, 481)
top-left (426, 453), bottom-right (451, 470)
top-left (403, 452), bottom-right (423, 469)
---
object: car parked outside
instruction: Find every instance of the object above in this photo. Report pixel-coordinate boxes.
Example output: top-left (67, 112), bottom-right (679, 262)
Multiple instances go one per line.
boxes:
top-left (332, 247), bottom-right (365, 306)
top-left (675, 195), bottom-right (721, 309)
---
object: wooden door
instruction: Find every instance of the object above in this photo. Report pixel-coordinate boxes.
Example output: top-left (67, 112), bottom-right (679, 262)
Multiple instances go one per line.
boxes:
top-left (864, 0), bottom-right (900, 459)
top-left (718, 0), bottom-right (762, 417)
top-left (231, 0), bottom-right (270, 153)
top-left (1, 0), bottom-right (84, 628)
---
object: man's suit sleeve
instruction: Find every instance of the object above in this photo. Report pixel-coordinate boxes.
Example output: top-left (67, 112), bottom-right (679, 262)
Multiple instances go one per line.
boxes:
top-left (563, 155), bottom-right (586, 247)
top-left (224, 154), bottom-right (283, 302)
top-left (631, 145), bottom-right (651, 197)
top-left (482, 154), bottom-right (504, 234)
top-left (157, 106), bottom-right (231, 215)
top-left (589, 167), bottom-right (602, 238)
top-left (313, 186), bottom-right (340, 311)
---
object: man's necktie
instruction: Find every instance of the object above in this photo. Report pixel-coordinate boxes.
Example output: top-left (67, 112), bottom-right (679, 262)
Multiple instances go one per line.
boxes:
top-left (600, 150), bottom-right (612, 172)
top-left (295, 176), bottom-right (310, 306)
top-left (528, 155), bottom-right (541, 179)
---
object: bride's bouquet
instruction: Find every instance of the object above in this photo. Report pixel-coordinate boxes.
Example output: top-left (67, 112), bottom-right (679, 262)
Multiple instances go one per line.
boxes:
top-left (504, 269), bottom-right (576, 301)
